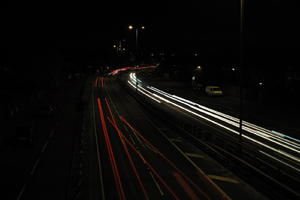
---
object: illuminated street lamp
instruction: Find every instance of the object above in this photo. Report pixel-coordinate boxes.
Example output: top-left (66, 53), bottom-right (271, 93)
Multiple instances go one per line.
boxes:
top-left (128, 25), bottom-right (145, 92)
top-left (128, 25), bottom-right (145, 59)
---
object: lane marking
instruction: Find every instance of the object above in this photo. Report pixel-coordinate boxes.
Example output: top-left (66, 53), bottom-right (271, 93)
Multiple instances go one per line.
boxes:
top-left (170, 138), bottom-right (182, 143)
top-left (41, 141), bottom-right (49, 153)
top-left (149, 171), bottom-right (164, 196)
top-left (30, 157), bottom-right (41, 175)
top-left (207, 175), bottom-right (239, 184)
top-left (185, 153), bottom-right (204, 159)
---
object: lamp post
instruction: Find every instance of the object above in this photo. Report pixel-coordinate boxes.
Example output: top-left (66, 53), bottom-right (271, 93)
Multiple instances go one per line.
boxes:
top-left (129, 25), bottom-right (145, 92)
top-left (239, 0), bottom-right (245, 145)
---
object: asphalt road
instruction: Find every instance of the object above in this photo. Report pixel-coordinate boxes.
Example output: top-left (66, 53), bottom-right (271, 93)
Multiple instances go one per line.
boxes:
top-left (90, 74), bottom-right (268, 200)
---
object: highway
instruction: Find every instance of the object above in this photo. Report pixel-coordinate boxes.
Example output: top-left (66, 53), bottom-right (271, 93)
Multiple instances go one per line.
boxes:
top-left (90, 73), bottom-right (269, 200)
top-left (126, 71), bottom-right (300, 174)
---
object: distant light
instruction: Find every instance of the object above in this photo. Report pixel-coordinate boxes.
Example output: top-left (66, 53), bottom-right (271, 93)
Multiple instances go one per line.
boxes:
top-left (196, 66), bottom-right (202, 70)
top-left (141, 26), bottom-right (145, 29)
top-left (192, 76), bottom-right (196, 81)
top-left (259, 82), bottom-right (263, 86)
top-left (122, 48), bottom-right (126, 51)
top-left (128, 25), bottom-right (134, 30)
top-left (113, 45), bottom-right (117, 48)
top-left (232, 67), bottom-right (236, 71)
top-left (194, 53), bottom-right (198, 57)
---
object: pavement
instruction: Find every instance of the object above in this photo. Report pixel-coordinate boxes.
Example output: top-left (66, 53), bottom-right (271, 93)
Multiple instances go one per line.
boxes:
top-left (0, 77), bottom-right (85, 200)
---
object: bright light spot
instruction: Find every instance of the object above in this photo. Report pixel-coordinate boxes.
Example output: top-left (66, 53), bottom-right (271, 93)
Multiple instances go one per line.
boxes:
top-left (122, 48), bottom-right (126, 51)
top-left (192, 76), bottom-right (196, 81)
top-left (194, 53), bottom-right (198, 57)
top-left (113, 45), bottom-right (117, 48)
top-left (196, 66), bottom-right (202, 70)
top-left (141, 26), bottom-right (145, 29)
top-left (259, 82), bottom-right (263, 86)
top-left (232, 67), bottom-right (235, 71)
top-left (128, 25), bottom-right (134, 30)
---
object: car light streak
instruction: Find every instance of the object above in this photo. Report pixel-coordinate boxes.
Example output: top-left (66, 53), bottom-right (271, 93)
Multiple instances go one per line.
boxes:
top-left (272, 130), bottom-right (300, 144)
top-left (119, 129), bottom-right (181, 200)
top-left (152, 93), bottom-right (240, 135)
top-left (128, 80), bottom-right (161, 103)
top-left (97, 98), bottom-right (126, 200)
top-left (120, 116), bottom-right (216, 200)
top-left (259, 150), bottom-right (300, 172)
top-left (105, 98), bottom-right (149, 200)
top-left (146, 86), bottom-right (300, 155)
top-left (148, 85), bottom-right (299, 146)
top-left (151, 90), bottom-right (300, 164)
top-left (127, 74), bottom-right (300, 167)
top-left (173, 172), bottom-right (199, 200)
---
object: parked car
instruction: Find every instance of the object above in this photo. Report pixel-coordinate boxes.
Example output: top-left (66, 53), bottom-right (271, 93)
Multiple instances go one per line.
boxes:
top-left (205, 86), bottom-right (223, 96)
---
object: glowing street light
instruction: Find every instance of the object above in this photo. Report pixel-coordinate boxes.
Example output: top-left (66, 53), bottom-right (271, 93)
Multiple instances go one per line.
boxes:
top-left (128, 25), bottom-right (145, 92)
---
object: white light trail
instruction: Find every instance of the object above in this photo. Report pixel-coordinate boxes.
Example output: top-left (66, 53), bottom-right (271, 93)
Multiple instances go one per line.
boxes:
top-left (147, 86), bottom-right (300, 154)
top-left (127, 73), bottom-right (300, 167)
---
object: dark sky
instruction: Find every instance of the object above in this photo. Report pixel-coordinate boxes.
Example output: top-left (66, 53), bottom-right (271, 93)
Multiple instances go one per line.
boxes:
top-left (1, 0), bottom-right (299, 65)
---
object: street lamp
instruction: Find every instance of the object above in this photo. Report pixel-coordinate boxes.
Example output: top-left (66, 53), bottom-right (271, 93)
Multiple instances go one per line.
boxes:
top-left (128, 25), bottom-right (145, 63)
top-left (239, 0), bottom-right (245, 146)
top-left (128, 25), bottom-right (145, 92)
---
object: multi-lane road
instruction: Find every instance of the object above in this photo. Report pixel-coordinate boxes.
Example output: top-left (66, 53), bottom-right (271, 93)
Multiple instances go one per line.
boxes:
top-left (90, 72), bottom-right (272, 200)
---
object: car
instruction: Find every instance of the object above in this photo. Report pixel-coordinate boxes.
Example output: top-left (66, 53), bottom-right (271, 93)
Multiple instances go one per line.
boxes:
top-left (205, 86), bottom-right (223, 96)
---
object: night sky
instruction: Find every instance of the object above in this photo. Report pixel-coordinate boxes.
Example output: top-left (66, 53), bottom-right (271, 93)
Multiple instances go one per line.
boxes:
top-left (1, 1), bottom-right (299, 65)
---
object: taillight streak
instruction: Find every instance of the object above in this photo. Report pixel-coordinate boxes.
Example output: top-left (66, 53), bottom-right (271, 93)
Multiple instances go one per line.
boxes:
top-left (105, 98), bottom-right (149, 200)
top-left (97, 98), bottom-right (126, 200)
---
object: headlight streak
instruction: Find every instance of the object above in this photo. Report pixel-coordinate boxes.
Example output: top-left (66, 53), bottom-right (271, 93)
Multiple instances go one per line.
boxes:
top-left (272, 130), bottom-right (300, 144)
top-left (152, 91), bottom-right (300, 164)
top-left (149, 86), bottom-right (299, 146)
top-left (127, 80), bottom-right (161, 103)
top-left (147, 86), bottom-right (300, 154)
top-left (259, 150), bottom-right (300, 172)
top-left (127, 74), bottom-right (300, 167)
